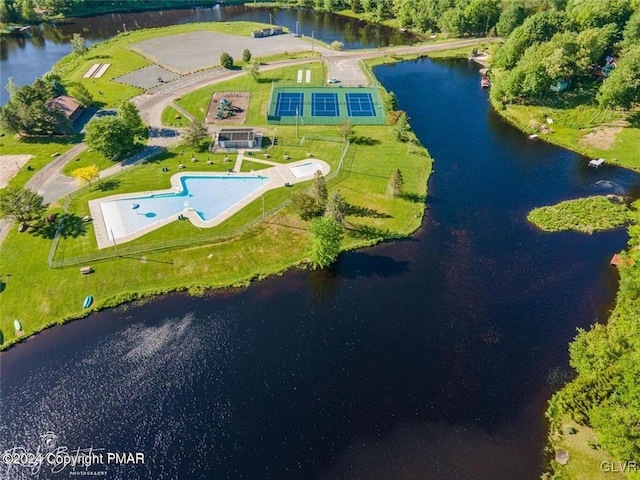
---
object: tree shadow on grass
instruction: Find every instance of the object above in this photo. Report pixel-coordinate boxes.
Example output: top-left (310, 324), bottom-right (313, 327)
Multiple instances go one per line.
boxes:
top-left (399, 192), bottom-right (427, 204)
top-left (93, 178), bottom-right (121, 192)
top-left (347, 223), bottom-right (398, 241)
top-left (345, 202), bottom-right (391, 218)
top-left (627, 110), bottom-right (640, 128)
top-left (349, 135), bottom-right (380, 146)
top-left (32, 214), bottom-right (88, 239)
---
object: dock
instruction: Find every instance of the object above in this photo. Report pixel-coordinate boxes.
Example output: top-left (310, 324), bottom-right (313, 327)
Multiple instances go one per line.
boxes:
top-left (589, 158), bottom-right (605, 168)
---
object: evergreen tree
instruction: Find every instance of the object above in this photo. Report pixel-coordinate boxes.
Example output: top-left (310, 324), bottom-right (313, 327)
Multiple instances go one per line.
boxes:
top-left (292, 192), bottom-right (324, 220)
top-left (118, 101), bottom-right (146, 136)
top-left (387, 168), bottom-right (404, 197)
top-left (324, 190), bottom-right (346, 225)
top-left (71, 33), bottom-right (87, 57)
top-left (394, 112), bottom-right (410, 142)
top-left (242, 48), bottom-right (252, 63)
top-left (308, 170), bottom-right (328, 204)
top-left (309, 216), bottom-right (344, 269)
top-left (73, 84), bottom-right (93, 108)
top-left (183, 119), bottom-right (209, 150)
top-left (385, 91), bottom-right (398, 111)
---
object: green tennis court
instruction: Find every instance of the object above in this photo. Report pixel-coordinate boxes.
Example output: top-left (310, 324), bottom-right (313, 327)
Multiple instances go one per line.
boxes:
top-left (267, 86), bottom-right (385, 125)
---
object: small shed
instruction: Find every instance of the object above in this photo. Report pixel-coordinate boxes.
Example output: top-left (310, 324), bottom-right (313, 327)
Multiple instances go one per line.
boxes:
top-left (216, 128), bottom-right (261, 150)
top-left (46, 95), bottom-right (85, 122)
top-left (550, 78), bottom-right (571, 93)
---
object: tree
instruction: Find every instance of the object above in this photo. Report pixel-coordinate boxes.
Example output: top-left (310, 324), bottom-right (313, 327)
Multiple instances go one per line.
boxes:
top-left (243, 60), bottom-right (260, 82)
top-left (339, 119), bottom-right (353, 140)
top-left (597, 45), bottom-right (640, 110)
top-left (308, 170), bottom-right (328, 204)
top-left (496, 0), bottom-right (528, 37)
top-left (0, 186), bottom-right (46, 227)
top-left (292, 192), bottom-right (324, 220)
top-left (84, 116), bottom-right (135, 159)
top-left (183, 119), bottom-right (209, 150)
top-left (309, 216), bottom-right (344, 269)
top-left (72, 165), bottom-right (100, 186)
top-left (73, 83), bottom-right (93, 108)
top-left (118, 101), bottom-right (146, 136)
top-left (220, 52), bottom-right (234, 69)
top-left (325, 190), bottom-right (346, 225)
top-left (387, 168), bottom-right (404, 197)
top-left (242, 48), bottom-right (252, 63)
top-left (394, 112), bottom-right (410, 142)
top-left (71, 33), bottom-right (87, 57)
top-left (385, 91), bottom-right (398, 111)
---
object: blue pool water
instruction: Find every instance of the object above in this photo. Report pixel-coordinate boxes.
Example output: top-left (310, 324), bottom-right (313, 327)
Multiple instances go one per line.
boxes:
top-left (100, 175), bottom-right (269, 240)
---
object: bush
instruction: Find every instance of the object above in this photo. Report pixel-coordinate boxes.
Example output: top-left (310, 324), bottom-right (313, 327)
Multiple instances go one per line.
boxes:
top-left (330, 40), bottom-right (344, 50)
top-left (220, 52), bottom-right (234, 69)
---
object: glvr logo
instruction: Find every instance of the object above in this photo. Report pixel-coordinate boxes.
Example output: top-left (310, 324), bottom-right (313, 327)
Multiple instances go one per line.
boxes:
top-left (600, 461), bottom-right (638, 473)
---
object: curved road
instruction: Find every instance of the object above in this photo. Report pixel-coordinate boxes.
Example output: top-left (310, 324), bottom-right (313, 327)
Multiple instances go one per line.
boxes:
top-left (0, 37), bottom-right (491, 243)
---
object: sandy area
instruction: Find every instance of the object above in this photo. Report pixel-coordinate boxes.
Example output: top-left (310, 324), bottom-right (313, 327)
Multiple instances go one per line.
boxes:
top-left (0, 155), bottom-right (33, 188)
top-left (206, 92), bottom-right (250, 124)
top-left (578, 127), bottom-right (622, 150)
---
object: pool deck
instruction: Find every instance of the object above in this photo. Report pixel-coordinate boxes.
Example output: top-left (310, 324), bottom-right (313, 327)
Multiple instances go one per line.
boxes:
top-left (89, 157), bottom-right (330, 249)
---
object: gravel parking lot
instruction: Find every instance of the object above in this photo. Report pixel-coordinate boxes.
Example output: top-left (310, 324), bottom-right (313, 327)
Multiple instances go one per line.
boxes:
top-left (131, 31), bottom-right (312, 74)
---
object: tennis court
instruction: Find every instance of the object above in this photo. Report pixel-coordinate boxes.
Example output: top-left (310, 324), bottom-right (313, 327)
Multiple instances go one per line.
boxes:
top-left (275, 92), bottom-right (304, 117)
top-left (267, 86), bottom-right (385, 125)
top-left (346, 92), bottom-right (376, 117)
top-left (311, 92), bottom-right (339, 117)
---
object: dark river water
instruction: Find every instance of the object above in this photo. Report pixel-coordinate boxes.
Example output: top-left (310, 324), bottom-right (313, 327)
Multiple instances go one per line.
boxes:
top-left (2, 54), bottom-right (639, 479)
top-left (0, 5), bottom-right (415, 105)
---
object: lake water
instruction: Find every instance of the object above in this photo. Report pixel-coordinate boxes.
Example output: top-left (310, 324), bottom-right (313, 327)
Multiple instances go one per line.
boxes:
top-left (0, 5), bottom-right (416, 105)
top-left (2, 56), bottom-right (638, 479)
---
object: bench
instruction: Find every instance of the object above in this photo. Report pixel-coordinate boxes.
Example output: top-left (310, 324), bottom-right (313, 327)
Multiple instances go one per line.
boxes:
top-left (80, 266), bottom-right (94, 275)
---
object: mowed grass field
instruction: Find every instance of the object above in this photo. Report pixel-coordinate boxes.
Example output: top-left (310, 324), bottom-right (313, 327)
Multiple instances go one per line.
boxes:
top-left (0, 122), bottom-right (432, 348)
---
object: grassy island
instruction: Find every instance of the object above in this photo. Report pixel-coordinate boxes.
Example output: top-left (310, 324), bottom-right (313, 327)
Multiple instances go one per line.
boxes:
top-left (528, 196), bottom-right (630, 234)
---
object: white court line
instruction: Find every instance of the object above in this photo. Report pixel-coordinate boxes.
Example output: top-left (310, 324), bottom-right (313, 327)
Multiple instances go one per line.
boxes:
top-left (93, 64), bottom-right (111, 78)
top-left (83, 64), bottom-right (101, 78)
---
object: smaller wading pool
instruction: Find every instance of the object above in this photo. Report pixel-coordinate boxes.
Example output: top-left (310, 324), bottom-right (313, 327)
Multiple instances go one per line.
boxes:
top-left (289, 162), bottom-right (322, 178)
top-left (100, 175), bottom-right (269, 241)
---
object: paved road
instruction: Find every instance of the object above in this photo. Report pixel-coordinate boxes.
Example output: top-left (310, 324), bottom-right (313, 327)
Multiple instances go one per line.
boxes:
top-left (0, 37), bottom-right (491, 245)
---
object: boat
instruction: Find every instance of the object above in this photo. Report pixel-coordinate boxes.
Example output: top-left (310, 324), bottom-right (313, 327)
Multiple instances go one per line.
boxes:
top-left (481, 76), bottom-right (491, 88)
top-left (13, 319), bottom-right (22, 332)
top-left (589, 158), bottom-right (605, 168)
top-left (528, 134), bottom-right (539, 140)
top-left (83, 295), bottom-right (93, 308)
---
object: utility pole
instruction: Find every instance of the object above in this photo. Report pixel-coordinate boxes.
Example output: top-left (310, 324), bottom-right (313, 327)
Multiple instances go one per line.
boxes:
top-left (312, 31), bottom-right (314, 53)
top-left (110, 228), bottom-right (119, 257)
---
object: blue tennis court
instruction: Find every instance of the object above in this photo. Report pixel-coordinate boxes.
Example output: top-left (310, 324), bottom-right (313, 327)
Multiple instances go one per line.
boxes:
top-left (275, 92), bottom-right (304, 117)
top-left (311, 92), bottom-right (339, 117)
top-left (346, 92), bottom-right (376, 117)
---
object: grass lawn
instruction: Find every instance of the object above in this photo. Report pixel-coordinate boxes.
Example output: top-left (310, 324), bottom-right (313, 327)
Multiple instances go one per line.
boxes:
top-left (0, 121), bottom-right (431, 349)
top-left (161, 105), bottom-right (192, 128)
top-left (171, 62), bottom-right (324, 124)
top-left (0, 133), bottom-right (82, 190)
top-left (492, 79), bottom-right (640, 172)
top-left (548, 417), bottom-right (627, 480)
top-left (54, 21), bottom-right (288, 109)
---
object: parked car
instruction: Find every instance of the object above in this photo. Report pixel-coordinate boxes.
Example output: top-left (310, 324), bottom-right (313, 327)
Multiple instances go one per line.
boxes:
top-left (327, 78), bottom-right (339, 84)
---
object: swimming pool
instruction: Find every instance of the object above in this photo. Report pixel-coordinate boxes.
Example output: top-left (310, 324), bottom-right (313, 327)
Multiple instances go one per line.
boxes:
top-left (100, 175), bottom-right (270, 241)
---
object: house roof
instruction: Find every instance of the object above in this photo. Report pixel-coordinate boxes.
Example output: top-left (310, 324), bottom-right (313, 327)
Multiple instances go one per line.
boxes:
top-left (46, 95), bottom-right (82, 118)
